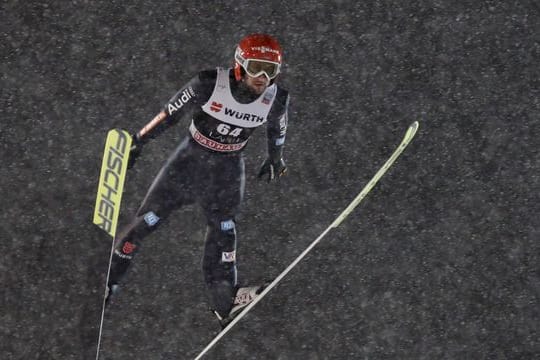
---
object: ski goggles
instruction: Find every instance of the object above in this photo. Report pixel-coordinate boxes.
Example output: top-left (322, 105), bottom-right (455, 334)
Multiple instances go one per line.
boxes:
top-left (243, 59), bottom-right (280, 80)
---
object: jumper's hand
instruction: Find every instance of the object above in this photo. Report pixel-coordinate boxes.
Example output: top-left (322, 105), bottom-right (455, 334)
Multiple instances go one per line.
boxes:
top-left (127, 134), bottom-right (143, 169)
top-left (257, 158), bottom-right (287, 182)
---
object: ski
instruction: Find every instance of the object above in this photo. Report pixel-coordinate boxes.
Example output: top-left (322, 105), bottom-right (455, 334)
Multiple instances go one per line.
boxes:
top-left (193, 121), bottom-right (420, 359)
top-left (93, 129), bottom-right (132, 360)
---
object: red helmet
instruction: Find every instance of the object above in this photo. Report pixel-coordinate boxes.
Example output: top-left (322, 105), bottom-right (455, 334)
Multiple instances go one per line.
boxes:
top-left (234, 34), bottom-right (283, 81)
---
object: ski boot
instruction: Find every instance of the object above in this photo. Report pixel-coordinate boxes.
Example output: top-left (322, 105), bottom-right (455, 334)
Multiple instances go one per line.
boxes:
top-left (213, 282), bottom-right (270, 328)
top-left (105, 283), bottom-right (120, 305)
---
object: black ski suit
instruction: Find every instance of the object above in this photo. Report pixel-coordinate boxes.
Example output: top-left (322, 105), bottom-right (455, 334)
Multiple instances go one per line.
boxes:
top-left (108, 68), bottom-right (289, 316)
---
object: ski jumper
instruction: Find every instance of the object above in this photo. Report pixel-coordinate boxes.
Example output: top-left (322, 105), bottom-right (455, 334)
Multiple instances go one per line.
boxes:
top-left (108, 68), bottom-right (289, 316)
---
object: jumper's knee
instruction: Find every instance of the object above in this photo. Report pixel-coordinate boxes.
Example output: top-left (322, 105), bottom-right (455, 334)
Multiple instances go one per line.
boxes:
top-left (203, 218), bottom-right (237, 285)
top-left (113, 211), bottom-right (161, 260)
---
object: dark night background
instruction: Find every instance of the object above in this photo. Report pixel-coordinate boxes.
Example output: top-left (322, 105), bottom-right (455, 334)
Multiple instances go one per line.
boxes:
top-left (1, 1), bottom-right (539, 359)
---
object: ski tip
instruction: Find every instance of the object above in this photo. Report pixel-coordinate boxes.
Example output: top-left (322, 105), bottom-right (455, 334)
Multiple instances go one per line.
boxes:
top-left (405, 121), bottom-right (419, 139)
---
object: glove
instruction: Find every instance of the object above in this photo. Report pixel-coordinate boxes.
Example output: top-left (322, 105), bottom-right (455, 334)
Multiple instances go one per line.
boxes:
top-left (127, 133), bottom-right (143, 169)
top-left (257, 158), bottom-right (287, 182)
